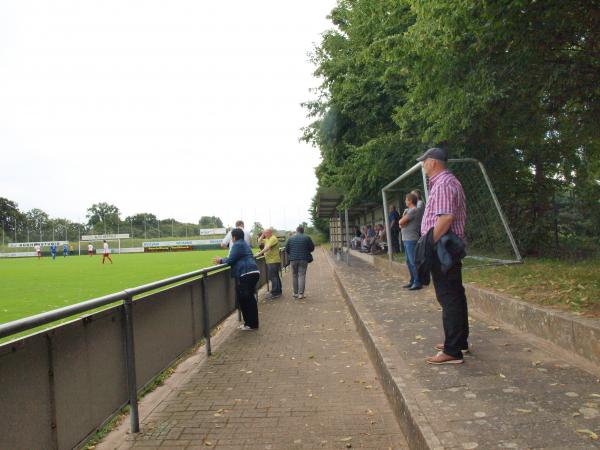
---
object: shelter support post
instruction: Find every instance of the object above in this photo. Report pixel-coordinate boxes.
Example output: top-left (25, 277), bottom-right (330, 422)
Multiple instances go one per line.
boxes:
top-left (345, 208), bottom-right (350, 265)
top-left (382, 190), bottom-right (393, 262)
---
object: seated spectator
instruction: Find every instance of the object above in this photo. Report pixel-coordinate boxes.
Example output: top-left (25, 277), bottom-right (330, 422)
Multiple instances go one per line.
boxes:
top-left (351, 226), bottom-right (362, 250)
top-left (367, 224), bottom-right (387, 254)
top-left (362, 225), bottom-right (375, 252)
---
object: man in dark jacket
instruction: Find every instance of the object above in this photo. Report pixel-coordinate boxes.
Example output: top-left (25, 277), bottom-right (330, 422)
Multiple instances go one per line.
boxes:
top-left (388, 205), bottom-right (401, 254)
top-left (285, 226), bottom-right (315, 299)
top-left (214, 228), bottom-right (260, 330)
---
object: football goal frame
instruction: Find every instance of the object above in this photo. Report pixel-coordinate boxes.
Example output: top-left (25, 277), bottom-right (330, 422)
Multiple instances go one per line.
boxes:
top-left (381, 158), bottom-right (522, 265)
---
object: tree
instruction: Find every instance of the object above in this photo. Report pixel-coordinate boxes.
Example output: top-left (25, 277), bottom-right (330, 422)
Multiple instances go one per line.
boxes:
top-left (251, 222), bottom-right (264, 238)
top-left (86, 203), bottom-right (120, 233)
top-left (199, 216), bottom-right (223, 228)
top-left (305, 0), bottom-right (600, 256)
top-left (0, 197), bottom-right (25, 240)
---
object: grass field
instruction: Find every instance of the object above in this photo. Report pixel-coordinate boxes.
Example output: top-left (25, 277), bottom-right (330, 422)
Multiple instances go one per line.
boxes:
top-left (0, 250), bottom-right (230, 326)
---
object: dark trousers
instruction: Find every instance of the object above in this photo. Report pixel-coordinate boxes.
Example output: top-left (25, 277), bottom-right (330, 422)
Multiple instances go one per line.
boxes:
top-left (267, 262), bottom-right (282, 295)
top-left (391, 227), bottom-right (400, 253)
top-left (237, 272), bottom-right (259, 329)
top-left (431, 254), bottom-right (469, 358)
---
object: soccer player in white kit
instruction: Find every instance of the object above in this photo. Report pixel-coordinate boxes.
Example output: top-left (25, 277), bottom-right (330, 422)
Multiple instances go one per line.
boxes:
top-left (102, 240), bottom-right (113, 264)
top-left (88, 243), bottom-right (94, 256)
top-left (35, 244), bottom-right (42, 259)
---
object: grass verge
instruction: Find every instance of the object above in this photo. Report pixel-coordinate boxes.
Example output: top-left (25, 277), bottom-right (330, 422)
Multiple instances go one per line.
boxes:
top-left (463, 257), bottom-right (600, 316)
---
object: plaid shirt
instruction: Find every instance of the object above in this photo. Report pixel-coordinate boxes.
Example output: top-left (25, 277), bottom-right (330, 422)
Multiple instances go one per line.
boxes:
top-left (420, 169), bottom-right (467, 240)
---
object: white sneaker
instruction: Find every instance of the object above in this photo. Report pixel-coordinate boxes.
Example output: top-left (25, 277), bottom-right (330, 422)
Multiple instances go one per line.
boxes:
top-left (293, 293), bottom-right (298, 298)
top-left (297, 294), bottom-right (305, 299)
top-left (238, 325), bottom-right (257, 331)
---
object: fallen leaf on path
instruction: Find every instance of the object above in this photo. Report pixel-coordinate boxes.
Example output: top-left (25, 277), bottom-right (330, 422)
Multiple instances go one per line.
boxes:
top-left (515, 408), bottom-right (532, 413)
top-left (340, 437), bottom-right (352, 442)
top-left (576, 429), bottom-right (599, 440)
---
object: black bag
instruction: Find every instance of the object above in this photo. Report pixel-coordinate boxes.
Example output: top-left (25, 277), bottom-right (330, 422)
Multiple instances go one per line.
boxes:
top-left (307, 253), bottom-right (313, 263)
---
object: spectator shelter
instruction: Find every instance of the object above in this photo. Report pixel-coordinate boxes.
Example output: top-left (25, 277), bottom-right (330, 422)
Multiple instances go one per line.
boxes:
top-left (315, 188), bottom-right (385, 258)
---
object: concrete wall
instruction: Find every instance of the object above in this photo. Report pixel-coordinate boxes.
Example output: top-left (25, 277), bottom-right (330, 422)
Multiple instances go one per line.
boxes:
top-left (0, 258), bottom-right (268, 450)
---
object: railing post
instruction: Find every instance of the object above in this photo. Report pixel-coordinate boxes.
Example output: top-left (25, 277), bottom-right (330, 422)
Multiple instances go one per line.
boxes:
top-left (200, 274), bottom-right (212, 356)
top-left (123, 295), bottom-right (140, 433)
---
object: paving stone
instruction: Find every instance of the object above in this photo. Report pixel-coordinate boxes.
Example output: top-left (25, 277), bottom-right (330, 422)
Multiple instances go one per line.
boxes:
top-left (332, 252), bottom-right (600, 449)
top-left (109, 252), bottom-right (407, 449)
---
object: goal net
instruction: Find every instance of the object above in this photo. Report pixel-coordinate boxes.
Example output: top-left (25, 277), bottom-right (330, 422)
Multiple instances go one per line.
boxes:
top-left (382, 158), bottom-right (521, 266)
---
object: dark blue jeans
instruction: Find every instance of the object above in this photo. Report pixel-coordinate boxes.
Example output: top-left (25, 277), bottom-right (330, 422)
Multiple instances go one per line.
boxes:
top-left (267, 262), bottom-right (282, 295)
top-left (403, 240), bottom-right (420, 287)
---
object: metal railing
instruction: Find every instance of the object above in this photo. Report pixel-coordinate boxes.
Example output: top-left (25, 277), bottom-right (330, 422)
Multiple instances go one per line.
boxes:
top-left (0, 254), bottom-right (272, 450)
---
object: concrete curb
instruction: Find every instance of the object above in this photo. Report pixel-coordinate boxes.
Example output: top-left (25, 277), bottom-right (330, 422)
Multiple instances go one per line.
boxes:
top-left (368, 252), bottom-right (600, 373)
top-left (326, 250), bottom-right (445, 450)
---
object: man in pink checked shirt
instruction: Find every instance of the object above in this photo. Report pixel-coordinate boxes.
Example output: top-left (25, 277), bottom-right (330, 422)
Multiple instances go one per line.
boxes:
top-left (417, 147), bottom-right (469, 365)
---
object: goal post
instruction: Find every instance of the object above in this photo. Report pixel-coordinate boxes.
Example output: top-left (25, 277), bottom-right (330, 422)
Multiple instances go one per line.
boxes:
top-left (79, 233), bottom-right (130, 256)
top-left (382, 158), bottom-right (522, 266)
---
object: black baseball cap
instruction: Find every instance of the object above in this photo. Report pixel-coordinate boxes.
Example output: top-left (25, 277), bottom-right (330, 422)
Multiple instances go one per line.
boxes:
top-left (416, 147), bottom-right (448, 162)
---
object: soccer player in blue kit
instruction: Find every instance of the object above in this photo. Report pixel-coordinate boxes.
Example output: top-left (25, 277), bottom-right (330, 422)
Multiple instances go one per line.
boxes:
top-left (50, 244), bottom-right (57, 260)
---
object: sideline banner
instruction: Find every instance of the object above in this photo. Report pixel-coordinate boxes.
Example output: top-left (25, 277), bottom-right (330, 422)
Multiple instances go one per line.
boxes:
top-left (0, 252), bottom-right (37, 258)
top-left (143, 239), bottom-right (222, 248)
top-left (81, 234), bottom-right (130, 241)
top-left (199, 228), bottom-right (226, 236)
top-left (8, 241), bottom-right (68, 248)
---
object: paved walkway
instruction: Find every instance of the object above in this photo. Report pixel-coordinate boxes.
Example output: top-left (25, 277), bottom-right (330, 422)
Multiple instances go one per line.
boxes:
top-left (105, 251), bottom-right (407, 450)
top-left (331, 252), bottom-right (600, 449)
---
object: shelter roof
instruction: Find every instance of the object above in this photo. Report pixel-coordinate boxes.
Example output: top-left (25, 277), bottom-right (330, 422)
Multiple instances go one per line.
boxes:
top-left (315, 188), bottom-right (379, 219)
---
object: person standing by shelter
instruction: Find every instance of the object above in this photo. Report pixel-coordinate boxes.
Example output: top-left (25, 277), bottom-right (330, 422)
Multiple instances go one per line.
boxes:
top-left (285, 226), bottom-right (315, 299)
top-left (213, 228), bottom-right (260, 330)
top-left (417, 148), bottom-right (468, 365)
top-left (256, 228), bottom-right (282, 299)
top-left (102, 240), bottom-right (113, 264)
top-left (63, 243), bottom-right (69, 257)
top-left (35, 243), bottom-right (42, 259)
top-left (221, 220), bottom-right (251, 249)
top-left (88, 243), bottom-right (94, 256)
top-left (400, 193), bottom-right (423, 290)
top-left (50, 243), bottom-right (57, 260)
top-left (388, 205), bottom-right (401, 254)
top-left (412, 189), bottom-right (425, 209)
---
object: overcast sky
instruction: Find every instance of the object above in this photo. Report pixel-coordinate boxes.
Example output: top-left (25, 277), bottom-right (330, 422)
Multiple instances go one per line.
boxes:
top-left (0, 0), bottom-right (336, 230)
